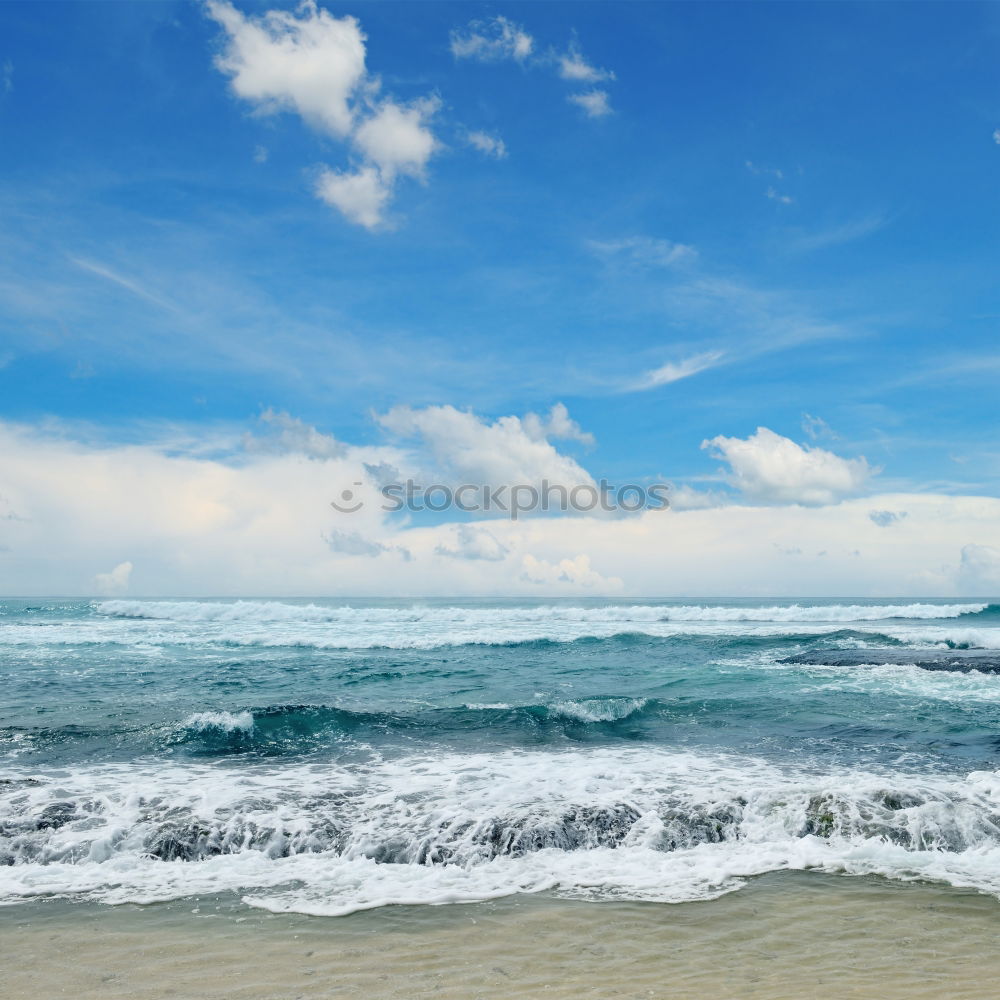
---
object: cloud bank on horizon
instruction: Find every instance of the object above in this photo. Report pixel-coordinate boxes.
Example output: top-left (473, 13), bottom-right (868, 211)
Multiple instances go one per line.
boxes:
top-left (0, 1), bottom-right (998, 596)
top-left (2, 409), bottom-right (999, 597)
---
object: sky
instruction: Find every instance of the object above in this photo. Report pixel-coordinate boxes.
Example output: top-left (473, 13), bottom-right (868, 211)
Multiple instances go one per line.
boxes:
top-left (1, 0), bottom-right (999, 597)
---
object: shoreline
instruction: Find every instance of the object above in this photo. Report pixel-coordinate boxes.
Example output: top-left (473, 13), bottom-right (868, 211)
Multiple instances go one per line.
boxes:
top-left (3, 871), bottom-right (1000, 999)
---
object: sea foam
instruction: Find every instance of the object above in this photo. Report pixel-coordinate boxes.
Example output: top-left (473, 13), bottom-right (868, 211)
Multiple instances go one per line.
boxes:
top-left (5, 748), bottom-right (1000, 915)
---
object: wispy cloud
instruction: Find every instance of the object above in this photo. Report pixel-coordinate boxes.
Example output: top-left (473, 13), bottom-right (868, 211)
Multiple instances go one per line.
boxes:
top-left (745, 160), bottom-right (783, 179)
top-left (465, 129), bottom-right (508, 159)
top-left (450, 16), bottom-right (534, 62)
top-left (451, 16), bottom-right (615, 121)
top-left (557, 43), bottom-right (614, 84)
top-left (788, 214), bottom-right (886, 252)
top-left (628, 350), bottom-right (725, 391)
top-left (587, 236), bottom-right (696, 268)
top-left (70, 257), bottom-right (175, 311)
top-left (586, 233), bottom-right (857, 395)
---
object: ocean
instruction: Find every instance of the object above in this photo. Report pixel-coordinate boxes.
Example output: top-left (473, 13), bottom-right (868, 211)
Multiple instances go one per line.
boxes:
top-left (3, 597), bottom-right (1000, 917)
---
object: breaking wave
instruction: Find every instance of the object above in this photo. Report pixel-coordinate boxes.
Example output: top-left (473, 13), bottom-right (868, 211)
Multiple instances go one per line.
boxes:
top-left (97, 599), bottom-right (989, 624)
top-left (4, 749), bottom-right (1000, 915)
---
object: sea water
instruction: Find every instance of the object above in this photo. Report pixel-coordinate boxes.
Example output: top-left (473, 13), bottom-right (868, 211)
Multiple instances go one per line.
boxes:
top-left (3, 597), bottom-right (1000, 915)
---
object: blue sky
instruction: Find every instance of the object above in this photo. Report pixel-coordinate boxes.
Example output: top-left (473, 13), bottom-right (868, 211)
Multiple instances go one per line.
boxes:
top-left (1, 1), bottom-right (999, 595)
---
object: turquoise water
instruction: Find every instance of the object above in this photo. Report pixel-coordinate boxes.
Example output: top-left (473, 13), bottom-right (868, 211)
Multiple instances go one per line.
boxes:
top-left (3, 597), bottom-right (1000, 914)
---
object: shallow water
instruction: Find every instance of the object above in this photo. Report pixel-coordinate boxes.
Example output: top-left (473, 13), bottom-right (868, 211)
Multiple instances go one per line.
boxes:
top-left (2, 873), bottom-right (1000, 999)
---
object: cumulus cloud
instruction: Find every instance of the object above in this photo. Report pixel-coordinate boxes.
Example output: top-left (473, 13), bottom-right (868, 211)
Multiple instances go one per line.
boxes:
top-left (465, 130), bottom-right (507, 159)
top-left (435, 525), bottom-right (509, 561)
top-left (243, 408), bottom-right (345, 459)
top-left (314, 164), bottom-right (392, 229)
top-left (520, 553), bottom-right (622, 590)
top-left (450, 16), bottom-right (534, 62)
top-left (522, 403), bottom-right (594, 446)
top-left (206, 0), bottom-right (366, 137)
top-left (376, 404), bottom-right (594, 491)
top-left (93, 561), bottom-right (132, 596)
top-left (630, 351), bottom-right (724, 391)
top-left (869, 509), bottom-right (907, 528)
top-left (3, 420), bottom-right (1000, 596)
top-left (568, 89), bottom-right (612, 118)
top-left (353, 97), bottom-right (440, 180)
top-left (703, 427), bottom-right (873, 505)
top-left (206, 1), bottom-right (439, 230)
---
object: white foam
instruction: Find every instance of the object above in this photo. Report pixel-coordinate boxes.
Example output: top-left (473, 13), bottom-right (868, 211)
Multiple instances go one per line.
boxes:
top-left (96, 600), bottom-right (986, 625)
top-left (0, 600), bottom-right (982, 652)
top-left (4, 749), bottom-right (1000, 915)
top-left (546, 697), bottom-right (648, 722)
top-left (181, 711), bottom-right (255, 733)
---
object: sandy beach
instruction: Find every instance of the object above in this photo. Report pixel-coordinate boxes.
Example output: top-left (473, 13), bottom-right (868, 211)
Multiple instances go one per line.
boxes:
top-left (3, 872), bottom-right (1000, 1000)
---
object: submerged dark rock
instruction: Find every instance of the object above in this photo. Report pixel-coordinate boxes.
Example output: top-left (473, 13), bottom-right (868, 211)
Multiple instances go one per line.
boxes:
top-left (781, 649), bottom-right (1000, 673)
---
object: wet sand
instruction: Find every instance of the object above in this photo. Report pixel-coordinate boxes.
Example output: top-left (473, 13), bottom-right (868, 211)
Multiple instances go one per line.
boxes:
top-left (2, 872), bottom-right (999, 999)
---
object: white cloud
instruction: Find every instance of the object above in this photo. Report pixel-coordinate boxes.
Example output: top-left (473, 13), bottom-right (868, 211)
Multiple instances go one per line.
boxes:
top-left (557, 44), bottom-right (614, 83)
top-left (93, 561), bottom-right (132, 596)
top-left (465, 130), bottom-right (507, 159)
top-left (703, 427), bottom-right (873, 505)
top-left (668, 485), bottom-right (726, 511)
top-left (243, 408), bottom-right (345, 459)
top-left (450, 17), bottom-right (616, 124)
top-left (70, 257), bottom-right (174, 311)
top-left (206, 1), bottom-right (439, 230)
top-left (568, 89), bottom-right (612, 118)
top-left (766, 186), bottom-right (794, 205)
top-left (314, 165), bottom-right (392, 230)
top-left (206, 0), bottom-right (366, 138)
top-left (520, 553), bottom-right (622, 590)
top-left (436, 525), bottom-right (508, 562)
top-left (958, 544), bottom-right (1000, 592)
top-left (353, 98), bottom-right (440, 180)
top-left (3, 420), bottom-right (1000, 597)
top-left (801, 413), bottom-right (839, 441)
top-left (993, 129), bottom-right (1000, 146)
top-left (788, 215), bottom-right (886, 253)
top-left (450, 16), bottom-right (534, 62)
top-left (2, 60), bottom-right (12, 95)
top-left (522, 403), bottom-right (594, 446)
top-left (630, 351), bottom-right (724, 391)
top-left (376, 404), bottom-right (594, 490)
top-left (253, 144), bottom-right (269, 163)
top-left (588, 236), bottom-right (696, 269)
